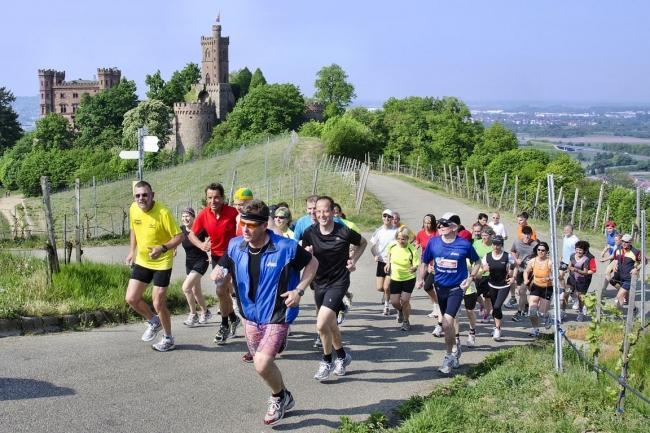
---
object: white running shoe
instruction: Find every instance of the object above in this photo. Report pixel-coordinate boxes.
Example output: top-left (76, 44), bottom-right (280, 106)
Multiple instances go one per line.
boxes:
top-left (198, 309), bottom-right (212, 324)
top-left (492, 327), bottom-right (502, 341)
top-left (466, 333), bottom-right (476, 347)
top-left (313, 361), bottom-right (332, 381)
top-left (263, 390), bottom-right (295, 426)
top-left (427, 310), bottom-right (437, 318)
top-left (333, 352), bottom-right (352, 376)
top-left (383, 305), bottom-right (390, 316)
top-left (151, 335), bottom-right (175, 352)
top-left (183, 313), bottom-right (198, 327)
top-left (438, 354), bottom-right (455, 374)
top-left (141, 317), bottom-right (161, 342)
top-left (432, 324), bottom-right (444, 337)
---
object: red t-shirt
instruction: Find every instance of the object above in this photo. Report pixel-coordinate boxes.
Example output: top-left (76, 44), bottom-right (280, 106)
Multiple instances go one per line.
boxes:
top-left (191, 205), bottom-right (238, 257)
top-left (415, 229), bottom-right (437, 250)
top-left (458, 229), bottom-right (472, 241)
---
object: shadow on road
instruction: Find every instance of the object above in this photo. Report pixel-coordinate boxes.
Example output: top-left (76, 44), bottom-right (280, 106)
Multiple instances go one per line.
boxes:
top-left (0, 378), bottom-right (75, 401)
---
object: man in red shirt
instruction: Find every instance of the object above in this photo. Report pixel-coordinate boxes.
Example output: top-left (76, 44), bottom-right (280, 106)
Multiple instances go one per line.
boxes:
top-left (189, 182), bottom-right (240, 345)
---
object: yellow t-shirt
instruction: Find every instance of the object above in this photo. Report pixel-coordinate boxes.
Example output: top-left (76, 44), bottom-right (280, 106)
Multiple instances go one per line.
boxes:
top-left (388, 241), bottom-right (420, 282)
top-left (129, 201), bottom-right (181, 270)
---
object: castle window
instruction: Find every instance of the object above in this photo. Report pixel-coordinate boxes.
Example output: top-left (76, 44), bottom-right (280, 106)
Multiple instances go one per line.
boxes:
top-left (60, 93), bottom-right (66, 99)
top-left (73, 93), bottom-right (78, 98)
top-left (60, 104), bottom-right (67, 113)
top-left (72, 104), bottom-right (79, 113)
top-left (41, 105), bottom-right (45, 114)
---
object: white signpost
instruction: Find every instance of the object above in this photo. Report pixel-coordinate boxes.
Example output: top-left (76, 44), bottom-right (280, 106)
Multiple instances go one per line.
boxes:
top-left (119, 127), bottom-right (160, 181)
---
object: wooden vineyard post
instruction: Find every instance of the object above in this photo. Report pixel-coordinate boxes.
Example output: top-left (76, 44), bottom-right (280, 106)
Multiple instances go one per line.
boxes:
top-left (570, 188), bottom-right (579, 226)
top-left (512, 175), bottom-right (519, 215)
top-left (75, 178), bottom-right (81, 263)
top-left (498, 173), bottom-right (508, 210)
top-left (40, 176), bottom-right (60, 274)
top-left (594, 181), bottom-right (605, 231)
top-left (484, 171), bottom-right (490, 207)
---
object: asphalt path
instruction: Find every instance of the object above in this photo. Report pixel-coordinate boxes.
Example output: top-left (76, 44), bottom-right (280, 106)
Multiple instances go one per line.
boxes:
top-left (0, 173), bottom-right (609, 432)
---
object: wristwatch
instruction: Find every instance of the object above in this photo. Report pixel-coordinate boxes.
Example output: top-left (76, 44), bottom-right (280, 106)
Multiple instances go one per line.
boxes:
top-left (160, 244), bottom-right (168, 253)
top-left (297, 289), bottom-right (305, 296)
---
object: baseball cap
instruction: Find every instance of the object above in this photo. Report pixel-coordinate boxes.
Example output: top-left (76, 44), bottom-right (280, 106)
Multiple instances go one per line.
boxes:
top-left (182, 207), bottom-right (195, 217)
top-left (492, 235), bottom-right (504, 245)
top-left (233, 187), bottom-right (254, 201)
top-left (382, 209), bottom-right (393, 217)
top-left (622, 234), bottom-right (633, 242)
top-left (605, 220), bottom-right (616, 228)
top-left (439, 212), bottom-right (460, 226)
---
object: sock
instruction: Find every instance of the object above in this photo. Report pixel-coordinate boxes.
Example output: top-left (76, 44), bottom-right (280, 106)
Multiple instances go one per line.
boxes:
top-left (335, 347), bottom-right (346, 359)
top-left (323, 353), bottom-right (333, 363)
top-left (221, 316), bottom-right (229, 327)
top-left (150, 314), bottom-right (159, 325)
top-left (228, 312), bottom-right (238, 322)
top-left (272, 389), bottom-right (285, 399)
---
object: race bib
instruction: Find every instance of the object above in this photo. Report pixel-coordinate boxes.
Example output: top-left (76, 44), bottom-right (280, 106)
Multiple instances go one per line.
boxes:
top-left (437, 258), bottom-right (458, 269)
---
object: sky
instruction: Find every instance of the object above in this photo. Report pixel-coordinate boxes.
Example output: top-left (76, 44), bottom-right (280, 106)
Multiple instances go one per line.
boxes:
top-left (2, 0), bottom-right (649, 105)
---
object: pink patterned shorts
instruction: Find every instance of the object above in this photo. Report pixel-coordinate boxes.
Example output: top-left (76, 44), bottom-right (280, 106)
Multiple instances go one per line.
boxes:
top-left (243, 319), bottom-right (290, 358)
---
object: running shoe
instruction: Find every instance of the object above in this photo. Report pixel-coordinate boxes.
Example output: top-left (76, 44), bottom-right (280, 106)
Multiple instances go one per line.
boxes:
top-left (242, 352), bottom-right (254, 363)
top-left (426, 310), bottom-right (437, 318)
top-left (511, 311), bottom-right (524, 322)
top-left (492, 327), bottom-right (502, 341)
top-left (438, 354), bottom-right (455, 374)
top-left (432, 324), bottom-right (444, 337)
top-left (263, 390), bottom-right (295, 425)
top-left (151, 335), bottom-right (175, 352)
top-left (528, 328), bottom-right (540, 338)
top-left (337, 304), bottom-right (349, 325)
top-left (454, 337), bottom-right (462, 359)
top-left (466, 332), bottom-right (476, 347)
top-left (544, 314), bottom-right (553, 329)
top-left (183, 313), bottom-right (199, 327)
top-left (229, 316), bottom-right (241, 337)
top-left (333, 352), bottom-right (352, 376)
top-left (504, 297), bottom-right (518, 309)
top-left (383, 305), bottom-right (390, 316)
top-left (575, 313), bottom-right (585, 322)
top-left (482, 311), bottom-right (491, 323)
top-left (400, 320), bottom-right (410, 331)
top-left (214, 325), bottom-right (229, 345)
top-left (345, 291), bottom-right (354, 305)
top-left (452, 354), bottom-right (460, 369)
top-left (141, 317), bottom-right (161, 342)
top-left (313, 335), bottom-right (322, 348)
top-left (397, 310), bottom-right (404, 324)
top-left (313, 361), bottom-right (333, 381)
top-left (198, 309), bottom-right (212, 324)
top-left (571, 298), bottom-right (580, 311)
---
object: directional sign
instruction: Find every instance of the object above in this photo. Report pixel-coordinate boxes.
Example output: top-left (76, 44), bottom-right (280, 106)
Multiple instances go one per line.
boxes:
top-left (119, 150), bottom-right (140, 160)
top-left (143, 136), bottom-right (160, 152)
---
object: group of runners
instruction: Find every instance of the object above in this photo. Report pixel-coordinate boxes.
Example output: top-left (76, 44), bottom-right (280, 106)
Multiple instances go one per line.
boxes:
top-left (124, 181), bottom-right (643, 425)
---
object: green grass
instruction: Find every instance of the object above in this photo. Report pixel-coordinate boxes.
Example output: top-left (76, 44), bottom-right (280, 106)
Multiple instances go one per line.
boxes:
top-left (0, 251), bottom-right (202, 319)
top-left (338, 341), bottom-right (649, 433)
top-left (24, 136), bottom-right (384, 239)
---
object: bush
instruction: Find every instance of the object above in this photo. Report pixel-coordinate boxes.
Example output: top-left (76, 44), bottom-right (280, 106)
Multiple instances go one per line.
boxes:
top-left (321, 115), bottom-right (376, 159)
top-left (298, 120), bottom-right (324, 137)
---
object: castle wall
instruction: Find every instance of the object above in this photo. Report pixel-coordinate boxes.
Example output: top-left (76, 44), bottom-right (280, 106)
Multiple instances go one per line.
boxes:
top-left (172, 102), bottom-right (216, 154)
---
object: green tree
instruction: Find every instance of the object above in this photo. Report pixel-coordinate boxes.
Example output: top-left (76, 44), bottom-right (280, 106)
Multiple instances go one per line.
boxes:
top-left (144, 70), bottom-right (166, 101)
top-left (0, 133), bottom-right (33, 189)
top-left (204, 83), bottom-right (305, 153)
top-left (541, 153), bottom-right (585, 189)
top-left (33, 113), bottom-right (75, 150)
top-left (314, 64), bottom-right (356, 118)
top-left (160, 63), bottom-right (201, 106)
top-left (321, 116), bottom-right (376, 159)
top-left (465, 122), bottom-right (518, 172)
top-left (230, 67), bottom-right (252, 101)
top-left (122, 100), bottom-right (172, 149)
top-left (0, 87), bottom-right (22, 153)
top-left (75, 79), bottom-right (138, 147)
top-left (298, 120), bottom-right (324, 138)
top-left (249, 68), bottom-right (267, 90)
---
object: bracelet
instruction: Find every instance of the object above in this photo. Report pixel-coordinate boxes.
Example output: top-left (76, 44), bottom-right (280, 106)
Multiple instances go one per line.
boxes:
top-left (161, 244), bottom-right (168, 253)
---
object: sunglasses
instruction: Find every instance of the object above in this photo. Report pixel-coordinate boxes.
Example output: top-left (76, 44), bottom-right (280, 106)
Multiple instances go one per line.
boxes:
top-left (239, 220), bottom-right (262, 229)
top-left (382, 214), bottom-right (393, 219)
top-left (537, 249), bottom-right (547, 252)
top-left (274, 215), bottom-right (287, 220)
top-left (134, 193), bottom-right (149, 199)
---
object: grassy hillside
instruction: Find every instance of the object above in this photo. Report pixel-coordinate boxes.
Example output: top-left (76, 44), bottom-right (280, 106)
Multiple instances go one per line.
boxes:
top-left (25, 135), bottom-right (383, 239)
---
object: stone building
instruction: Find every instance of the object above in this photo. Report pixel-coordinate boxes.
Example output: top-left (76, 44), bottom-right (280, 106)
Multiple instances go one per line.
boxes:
top-left (169, 20), bottom-right (235, 154)
top-left (38, 68), bottom-right (121, 124)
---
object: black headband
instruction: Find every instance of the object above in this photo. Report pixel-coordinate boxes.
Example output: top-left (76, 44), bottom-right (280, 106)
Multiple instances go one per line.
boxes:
top-left (240, 213), bottom-right (268, 223)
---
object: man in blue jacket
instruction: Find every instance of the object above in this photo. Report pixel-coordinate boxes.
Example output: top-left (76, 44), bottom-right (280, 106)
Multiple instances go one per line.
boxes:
top-left (211, 199), bottom-right (318, 425)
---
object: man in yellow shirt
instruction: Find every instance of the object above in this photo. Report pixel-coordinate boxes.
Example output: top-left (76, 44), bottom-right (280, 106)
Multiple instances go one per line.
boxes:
top-left (125, 181), bottom-right (183, 352)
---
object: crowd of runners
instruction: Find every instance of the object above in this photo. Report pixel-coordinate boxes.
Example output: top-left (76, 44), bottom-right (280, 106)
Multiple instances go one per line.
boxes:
top-left (124, 181), bottom-right (643, 425)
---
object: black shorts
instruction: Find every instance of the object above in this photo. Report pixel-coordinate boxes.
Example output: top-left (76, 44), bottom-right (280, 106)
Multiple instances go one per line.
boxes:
top-left (211, 255), bottom-right (223, 269)
top-left (464, 292), bottom-right (478, 310)
top-left (476, 277), bottom-right (490, 296)
top-left (186, 258), bottom-right (209, 276)
top-left (376, 261), bottom-right (388, 278)
top-left (516, 271), bottom-right (525, 285)
top-left (530, 284), bottom-right (553, 301)
top-left (312, 281), bottom-right (349, 314)
top-left (389, 278), bottom-right (415, 295)
top-left (131, 264), bottom-right (172, 287)
top-left (436, 285), bottom-right (464, 318)
top-left (423, 272), bottom-right (435, 292)
top-left (610, 272), bottom-right (631, 290)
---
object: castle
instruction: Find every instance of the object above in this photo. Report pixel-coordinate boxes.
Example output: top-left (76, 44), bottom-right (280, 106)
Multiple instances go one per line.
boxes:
top-left (168, 21), bottom-right (235, 154)
top-left (38, 68), bottom-right (121, 125)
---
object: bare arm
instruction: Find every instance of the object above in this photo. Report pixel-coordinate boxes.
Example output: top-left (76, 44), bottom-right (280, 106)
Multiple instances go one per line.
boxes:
top-left (348, 236), bottom-right (368, 271)
top-left (188, 230), bottom-right (211, 252)
top-left (148, 233), bottom-right (184, 259)
top-left (125, 230), bottom-right (137, 265)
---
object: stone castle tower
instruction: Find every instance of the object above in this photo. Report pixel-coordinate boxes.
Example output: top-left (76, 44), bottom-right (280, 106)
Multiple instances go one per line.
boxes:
top-left (38, 67), bottom-right (121, 125)
top-left (170, 20), bottom-right (235, 154)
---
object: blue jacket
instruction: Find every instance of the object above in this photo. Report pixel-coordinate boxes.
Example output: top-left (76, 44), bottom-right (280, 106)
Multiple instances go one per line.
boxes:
top-left (227, 231), bottom-right (301, 324)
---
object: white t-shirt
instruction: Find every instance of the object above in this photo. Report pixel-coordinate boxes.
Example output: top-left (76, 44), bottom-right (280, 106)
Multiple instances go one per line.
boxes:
top-left (489, 221), bottom-right (508, 239)
top-left (562, 234), bottom-right (579, 264)
top-left (370, 226), bottom-right (398, 262)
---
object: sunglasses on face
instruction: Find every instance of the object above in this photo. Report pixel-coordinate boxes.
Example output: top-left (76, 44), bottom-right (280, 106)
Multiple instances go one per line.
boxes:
top-left (134, 193), bottom-right (149, 199)
top-left (382, 214), bottom-right (393, 219)
top-left (274, 216), bottom-right (287, 220)
top-left (537, 249), bottom-right (547, 253)
top-left (239, 220), bottom-right (262, 230)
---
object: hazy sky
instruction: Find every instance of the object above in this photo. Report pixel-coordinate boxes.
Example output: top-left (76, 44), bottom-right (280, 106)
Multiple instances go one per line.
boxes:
top-left (2, 0), bottom-right (649, 104)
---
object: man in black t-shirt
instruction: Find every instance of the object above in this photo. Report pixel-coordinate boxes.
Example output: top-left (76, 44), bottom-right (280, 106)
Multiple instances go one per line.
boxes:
top-left (211, 200), bottom-right (318, 425)
top-left (302, 196), bottom-right (367, 381)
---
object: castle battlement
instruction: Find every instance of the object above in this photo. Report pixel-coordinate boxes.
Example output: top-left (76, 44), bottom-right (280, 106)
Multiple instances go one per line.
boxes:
top-left (97, 67), bottom-right (120, 74)
top-left (173, 101), bottom-right (216, 116)
top-left (53, 81), bottom-right (99, 88)
top-left (38, 69), bottom-right (64, 75)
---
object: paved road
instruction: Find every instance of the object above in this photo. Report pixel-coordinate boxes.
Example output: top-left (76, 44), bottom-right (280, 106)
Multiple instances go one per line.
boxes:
top-left (0, 174), bottom-right (607, 432)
